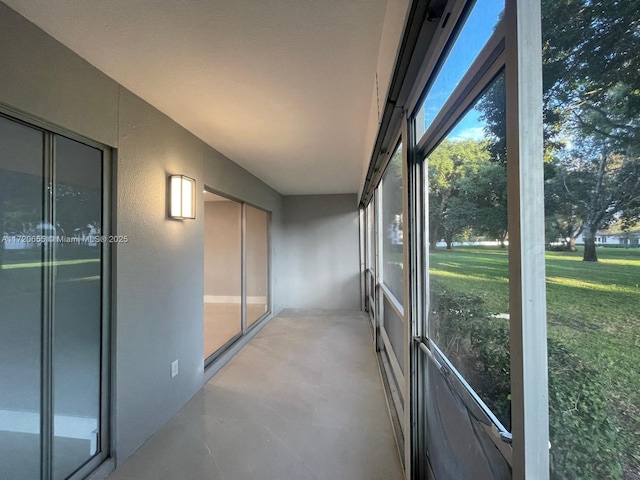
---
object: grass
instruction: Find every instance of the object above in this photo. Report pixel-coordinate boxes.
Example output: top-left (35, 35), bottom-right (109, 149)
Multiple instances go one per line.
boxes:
top-left (429, 245), bottom-right (640, 474)
top-left (0, 247), bottom-right (101, 292)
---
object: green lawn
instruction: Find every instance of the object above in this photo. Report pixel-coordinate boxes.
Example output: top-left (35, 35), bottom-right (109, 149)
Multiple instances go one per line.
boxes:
top-left (0, 246), bottom-right (101, 293)
top-left (430, 245), bottom-right (640, 476)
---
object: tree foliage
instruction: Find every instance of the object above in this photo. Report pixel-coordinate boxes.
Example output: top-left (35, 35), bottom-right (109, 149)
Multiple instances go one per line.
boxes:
top-left (427, 132), bottom-right (510, 248)
top-left (541, 0), bottom-right (640, 261)
top-left (427, 74), bottom-right (509, 249)
top-left (544, 161), bottom-right (585, 250)
top-left (542, 0), bottom-right (640, 155)
top-left (428, 139), bottom-right (490, 248)
top-left (460, 161), bottom-right (508, 246)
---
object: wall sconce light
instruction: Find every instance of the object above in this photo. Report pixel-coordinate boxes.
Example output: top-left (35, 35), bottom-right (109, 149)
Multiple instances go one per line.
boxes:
top-left (169, 175), bottom-right (196, 219)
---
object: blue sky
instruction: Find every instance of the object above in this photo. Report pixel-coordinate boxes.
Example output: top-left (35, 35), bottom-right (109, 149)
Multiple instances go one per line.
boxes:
top-left (449, 107), bottom-right (484, 141)
top-left (420, 0), bottom-right (504, 140)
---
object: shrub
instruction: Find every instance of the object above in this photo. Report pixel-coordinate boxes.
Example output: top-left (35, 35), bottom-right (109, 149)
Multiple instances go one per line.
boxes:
top-left (547, 341), bottom-right (623, 479)
top-left (429, 280), bottom-right (623, 479)
top-left (430, 281), bottom-right (511, 425)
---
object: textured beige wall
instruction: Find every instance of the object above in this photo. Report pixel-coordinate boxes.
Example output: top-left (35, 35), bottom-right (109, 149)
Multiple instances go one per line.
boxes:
top-left (281, 194), bottom-right (360, 310)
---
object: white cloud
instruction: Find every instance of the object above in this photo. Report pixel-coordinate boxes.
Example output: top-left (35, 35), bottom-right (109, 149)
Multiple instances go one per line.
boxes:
top-left (450, 126), bottom-right (484, 141)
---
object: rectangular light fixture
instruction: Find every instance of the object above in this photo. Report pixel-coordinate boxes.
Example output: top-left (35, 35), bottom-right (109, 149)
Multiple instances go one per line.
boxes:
top-left (169, 175), bottom-right (196, 219)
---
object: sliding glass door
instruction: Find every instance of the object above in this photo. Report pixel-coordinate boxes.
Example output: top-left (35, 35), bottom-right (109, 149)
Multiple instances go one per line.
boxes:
top-left (203, 190), bottom-right (270, 364)
top-left (0, 113), bottom-right (110, 480)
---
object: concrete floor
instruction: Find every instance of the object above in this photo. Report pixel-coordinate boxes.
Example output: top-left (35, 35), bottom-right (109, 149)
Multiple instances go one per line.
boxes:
top-left (107, 309), bottom-right (404, 480)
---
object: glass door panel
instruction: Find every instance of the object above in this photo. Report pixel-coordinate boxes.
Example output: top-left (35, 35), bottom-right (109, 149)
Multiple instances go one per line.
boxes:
top-left (203, 192), bottom-right (242, 359)
top-left (0, 115), bottom-right (44, 480)
top-left (52, 136), bottom-right (103, 480)
top-left (245, 205), bottom-right (269, 328)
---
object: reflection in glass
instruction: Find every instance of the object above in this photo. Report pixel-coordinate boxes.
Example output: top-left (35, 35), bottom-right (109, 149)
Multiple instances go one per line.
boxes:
top-left (416, 0), bottom-right (504, 139)
top-left (245, 205), bottom-right (269, 328)
top-left (427, 73), bottom-right (510, 427)
top-left (203, 193), bottom-right (242, 358)
top-left (381, 143), bottom-right (404, 304)
top-left (0, 116), bottom-right (44, 480)
top-left (52, 136), bottom-right (103, 480)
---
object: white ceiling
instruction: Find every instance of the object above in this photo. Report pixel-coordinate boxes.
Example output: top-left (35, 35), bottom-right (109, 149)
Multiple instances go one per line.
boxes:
top-left (4, 0), bottom-right (388, 195)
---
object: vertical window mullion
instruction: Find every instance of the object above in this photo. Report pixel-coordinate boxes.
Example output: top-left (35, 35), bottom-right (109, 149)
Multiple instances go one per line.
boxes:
top-left (375, 191), bottom-right (379, 339)
top-left (505, 0), bottom-right (549, 478)
top-left (40, 132), bottom-right (55, 480)
top-left (407, 113), bottom-right (426, 480)
top-left (400, 111), bottom-right (412, 474)
top-left (100, 147), bottom-right (112, 466)
top-left (241, 203), bottom-right (247, 335)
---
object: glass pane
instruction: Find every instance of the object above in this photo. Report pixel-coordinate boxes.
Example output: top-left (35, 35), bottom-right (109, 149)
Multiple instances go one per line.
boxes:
top-left (0, 115), bottom-right (44, 480)
top-left (204, 192), bottom-right (242, 358)
top-left (416, 0), bottom-right (504, 139)
top-left (52, 136), bottom-right (103, 480)
top-left (365, 201), bottom-right (375, 312)
top-left (424, 351), bottom-right (511, 479)
top-left (381, 143), bottom-right (404, 304)
top-left (245, 205), bottom-right (269, 328)
top-left (427, 73), bottom-right (510, 427)
top-left (383, 296), bottom-right (405, 375)
top-left (542, 0), bottom-right (640, 476)
top-left (366, 201), bottom-right (374, 272)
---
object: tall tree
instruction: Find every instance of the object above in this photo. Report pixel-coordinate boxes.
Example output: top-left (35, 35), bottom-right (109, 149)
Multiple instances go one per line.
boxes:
top-left (542, 0), bottom-right (640, 261)
top-left (556, 142), bottom-right (638, 261)
top-left (542, 0), bottom-right (640, 154)
top-left (544, 161), bottom-right (585, 251)
top-left (459, 161), bottom-right (508, 247)
top-left (440, 195), bottom-right (478, 249)
top-left (427, 139), bottom-right (489, 249)
top-left (477, 74), bottom-right (507, 165)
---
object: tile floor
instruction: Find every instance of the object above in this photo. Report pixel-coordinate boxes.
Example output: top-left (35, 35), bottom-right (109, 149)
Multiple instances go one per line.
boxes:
top-left (107, 309), bottom-right (404, 480)
top-left (203, 303), bottom-right (268, 357)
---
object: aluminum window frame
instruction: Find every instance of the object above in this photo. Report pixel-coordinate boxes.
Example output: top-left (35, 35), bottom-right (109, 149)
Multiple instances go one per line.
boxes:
top-left (413, 14), bottom-right (512, 456)
top-left (358, 0), bottom-right (548, 478)
top-left (376, 137), bottom-right (407, 398)
top-left (409, 0), bottom-right (548, 477)
top-left (416, 70), bottom-right (510, 437)
top-left (367, 138), bottom-right (409, 446)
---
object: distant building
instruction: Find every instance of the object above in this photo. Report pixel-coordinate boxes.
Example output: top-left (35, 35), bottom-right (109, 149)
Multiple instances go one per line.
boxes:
top-left (576, 227), bottom-right (640, 247)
